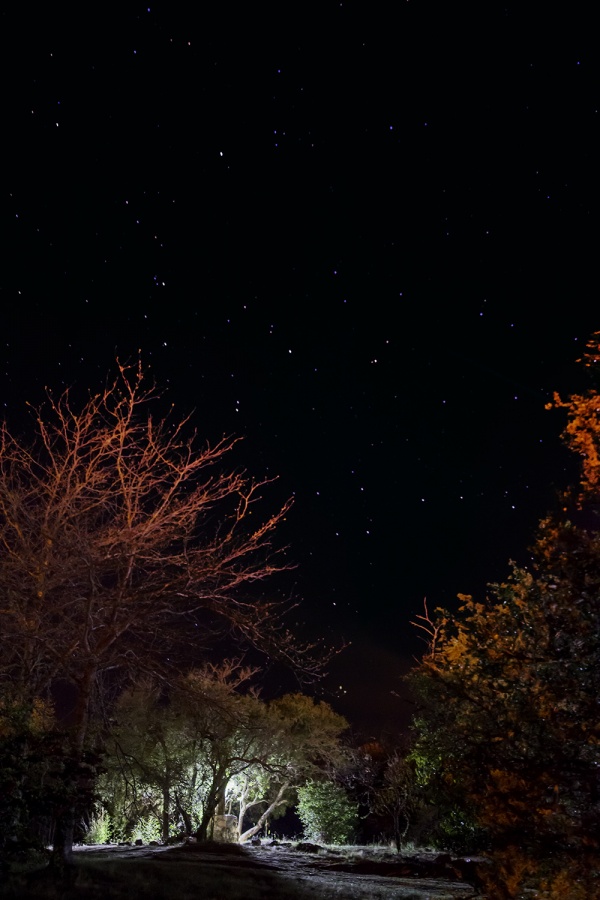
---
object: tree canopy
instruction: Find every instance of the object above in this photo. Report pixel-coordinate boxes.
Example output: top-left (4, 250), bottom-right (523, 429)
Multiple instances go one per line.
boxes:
top-left (408, 334), bottom-right (600, 899)
top-left (0, 360), bottom-right (322, 862)
top-left (102, 665), bottom-right (349, 844)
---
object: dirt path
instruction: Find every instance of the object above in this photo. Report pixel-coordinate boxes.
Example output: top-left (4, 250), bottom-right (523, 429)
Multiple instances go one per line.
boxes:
top-left (2, 842), bottom-right (482, 899)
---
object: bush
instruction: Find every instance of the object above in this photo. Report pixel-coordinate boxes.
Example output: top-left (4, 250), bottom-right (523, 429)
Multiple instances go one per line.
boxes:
top-left (296, 780), bottom-right (357, 845)
top-left (132, 815), bottom-right (161, 844)
top-left (84, 809), bottom-right (111, 845)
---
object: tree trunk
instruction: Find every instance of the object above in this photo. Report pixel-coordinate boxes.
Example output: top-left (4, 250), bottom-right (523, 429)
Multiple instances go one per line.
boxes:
top-left (51, 665), bottom-right (96, 869)
top-left (239, 782), bottom-right (290, 843)
top-left (158, 739), bottom-right (171, 843)
top-left (174, 793), bottom-right (193, 837)
top-left (392, 808), bottom-right (410, 853)
top-left (51, 814), bottom-right (75, 868)
top-left (195, 770), bottom-right (227, 841)
top-left (162, 779), bottom-right (171, 843)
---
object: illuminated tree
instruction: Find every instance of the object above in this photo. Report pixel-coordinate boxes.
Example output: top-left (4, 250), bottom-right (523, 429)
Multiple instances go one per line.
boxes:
top-left (105, 662), bottom-right (263, 842)
top-left (0, 360), bottom-right (319, 863)
top-left (103, 671), bottom-right (349, 845)
top-left (232, 692), bottom-right (349, 843)
top-left (408, 335), bottom-right (600, 899)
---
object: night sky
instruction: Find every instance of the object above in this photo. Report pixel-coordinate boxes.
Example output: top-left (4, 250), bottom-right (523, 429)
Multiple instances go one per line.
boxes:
top-left (2, 5), bottom-right (598, 735)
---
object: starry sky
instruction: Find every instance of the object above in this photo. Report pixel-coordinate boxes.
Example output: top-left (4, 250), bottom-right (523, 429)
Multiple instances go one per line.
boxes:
top-left (2, 5), bottom-right (598, 735)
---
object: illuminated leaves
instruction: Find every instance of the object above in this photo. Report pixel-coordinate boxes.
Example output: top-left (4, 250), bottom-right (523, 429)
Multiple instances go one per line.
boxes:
top-left (408, 336), bottom-right (600, 896)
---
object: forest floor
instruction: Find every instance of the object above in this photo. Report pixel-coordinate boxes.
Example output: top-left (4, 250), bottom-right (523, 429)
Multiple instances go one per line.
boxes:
top-left (0, 840), bottom-right (485, 899)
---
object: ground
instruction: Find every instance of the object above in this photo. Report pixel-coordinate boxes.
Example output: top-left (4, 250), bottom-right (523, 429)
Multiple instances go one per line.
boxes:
top-left (1, 840), bottom-right (483, 899)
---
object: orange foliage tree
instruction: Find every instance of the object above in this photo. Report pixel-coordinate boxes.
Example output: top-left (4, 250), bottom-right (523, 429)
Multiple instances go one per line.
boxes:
top-left (407, 335), bottom-right (600, 899)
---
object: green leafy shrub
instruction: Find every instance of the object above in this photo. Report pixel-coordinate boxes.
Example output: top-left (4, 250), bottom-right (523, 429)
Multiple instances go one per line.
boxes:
top-left (296, 780), bottom-right (357, 844)
top-left (132, 815), bottom-right (161, 844)
top-left (84, 808), bottom-right (111, 845)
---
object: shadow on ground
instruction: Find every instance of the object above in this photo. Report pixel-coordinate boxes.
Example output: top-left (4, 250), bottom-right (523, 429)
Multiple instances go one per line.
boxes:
top-left (0, 841), bottom-right (481, 900)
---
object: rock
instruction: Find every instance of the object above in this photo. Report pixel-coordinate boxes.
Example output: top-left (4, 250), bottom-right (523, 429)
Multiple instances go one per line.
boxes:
top-left (250, 836), bottom-right (261, 846)
top-left (212, 814), bottom-right (238, 843)
top-left (134, 839), bottom-right (144, 846)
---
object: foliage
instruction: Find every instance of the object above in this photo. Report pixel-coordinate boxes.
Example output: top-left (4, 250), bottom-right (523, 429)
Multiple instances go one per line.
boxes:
top-left (234, 692), bottom-right (349, 843)
top-left (0, 360), bottom-right (322, 861)
top-left (344, 740), bottom-right (422, 851)
top-left (370, 750), bottom-right (417, 852)
top-left (83, 808), bottom-right (111, 845)
top-left (296, 779), bottom-right (358, 844)
top-left (0, 697), bottom-right (50, 849)
top-left (0, 694), bottom-right (102, 852)
top-left (407, 334), bottom-right (600, 898)
top-left (131, 815), bottom-right (162, 844)
top-left (103, 662), bottom-right (260, 842)
top-left (100, 666), bottom-right (350, 844)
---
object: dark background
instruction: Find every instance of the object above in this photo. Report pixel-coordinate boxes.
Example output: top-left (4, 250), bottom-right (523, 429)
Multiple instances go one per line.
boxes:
top-left (1, 4), bottom-right (598, 736)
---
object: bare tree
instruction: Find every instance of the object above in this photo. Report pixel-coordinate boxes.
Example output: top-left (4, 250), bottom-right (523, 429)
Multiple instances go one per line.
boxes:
top-left (371, 750), bottom-right (417, 852)
top-left (0, 360), bottom-right (318, 862)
